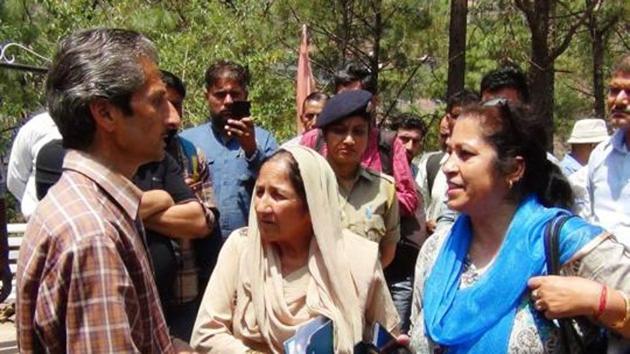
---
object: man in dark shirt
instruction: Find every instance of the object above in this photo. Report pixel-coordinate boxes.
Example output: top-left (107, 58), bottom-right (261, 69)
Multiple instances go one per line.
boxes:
top-left (0, 169), bottom-right (10, 304)
top-left (150, 70), bottom-right (221, 341)
top-left (133, 153), bottom-right (209, 314)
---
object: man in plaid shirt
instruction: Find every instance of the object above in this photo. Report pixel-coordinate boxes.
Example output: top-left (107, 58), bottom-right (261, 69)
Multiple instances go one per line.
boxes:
top-left (161, 70), bottom-right (222, 341)
top-left (16, 29), bottom-right (192, 353)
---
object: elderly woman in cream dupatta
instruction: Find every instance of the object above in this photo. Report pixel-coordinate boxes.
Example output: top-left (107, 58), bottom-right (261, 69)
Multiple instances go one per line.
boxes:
top-left (191, 145), bottom-right (399, 353)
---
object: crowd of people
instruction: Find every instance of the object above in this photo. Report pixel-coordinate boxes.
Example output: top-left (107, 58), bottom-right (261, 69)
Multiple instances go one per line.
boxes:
top-left (3, 27), bottom-right (630, 353)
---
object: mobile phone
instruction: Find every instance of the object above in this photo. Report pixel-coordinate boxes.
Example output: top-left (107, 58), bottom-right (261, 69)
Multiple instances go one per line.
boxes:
top-left (372, 323), bottom-right (412, 354)
top-left (230, 101), bottom-right (251, 120)
top-left (373, 323), bottom-right (397, 350)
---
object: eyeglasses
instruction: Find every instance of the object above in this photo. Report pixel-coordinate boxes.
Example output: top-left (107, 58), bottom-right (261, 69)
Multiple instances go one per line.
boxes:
top-left (481, 97), bottom-right (514, 122)
top-left (480, 97), bottom-right (520, 139)
top-left (481, 97), bottom-right (509, 107)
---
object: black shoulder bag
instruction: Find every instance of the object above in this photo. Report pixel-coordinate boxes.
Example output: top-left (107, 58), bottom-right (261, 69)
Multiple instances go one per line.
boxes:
top-left (543, 215), bottom-right (608, 354)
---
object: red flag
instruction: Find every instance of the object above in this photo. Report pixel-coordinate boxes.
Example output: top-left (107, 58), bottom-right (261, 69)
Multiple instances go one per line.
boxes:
top-left (296, 24), bottom-right (315, 133)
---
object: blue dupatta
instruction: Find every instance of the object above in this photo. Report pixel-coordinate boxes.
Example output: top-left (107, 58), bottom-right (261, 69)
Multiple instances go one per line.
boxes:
top-left (423, 195), bottom-right (604, 353)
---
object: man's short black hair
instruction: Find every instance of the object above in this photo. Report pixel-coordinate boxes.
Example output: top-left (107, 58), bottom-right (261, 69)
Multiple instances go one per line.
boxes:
top-left (480, 65), bottom-right (529, 103)
top-left (392, 113), bottom-right (428, 136)
top-left (334, 62), bottom-right (376, 94)
top-left (204, 60), bottom-right (250, 90)
top-left (161, 70), bottom-right (186, 98)
top-left (446, 89), bottom-right (480, 112)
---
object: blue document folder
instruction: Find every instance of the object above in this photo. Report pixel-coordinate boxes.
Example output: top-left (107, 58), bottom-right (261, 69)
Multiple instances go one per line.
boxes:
top-left (283, 315), bottom-right (333, 354)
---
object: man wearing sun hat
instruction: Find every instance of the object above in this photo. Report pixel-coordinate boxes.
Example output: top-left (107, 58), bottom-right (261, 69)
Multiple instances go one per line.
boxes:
top-left (560, 118), bottom-right (609, 176)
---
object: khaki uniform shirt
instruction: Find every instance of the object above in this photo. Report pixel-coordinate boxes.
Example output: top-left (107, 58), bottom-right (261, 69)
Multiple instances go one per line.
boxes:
top-left (338, 167), bottom-right (400, 245)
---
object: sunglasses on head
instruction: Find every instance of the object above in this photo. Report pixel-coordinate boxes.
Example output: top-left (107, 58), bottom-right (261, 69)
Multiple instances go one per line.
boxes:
top-left (481, 97), bottom-right (509, 107)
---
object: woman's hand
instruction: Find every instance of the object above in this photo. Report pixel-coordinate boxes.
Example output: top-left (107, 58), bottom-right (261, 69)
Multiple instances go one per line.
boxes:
top-left (527, 275), bottom-right (601, 319)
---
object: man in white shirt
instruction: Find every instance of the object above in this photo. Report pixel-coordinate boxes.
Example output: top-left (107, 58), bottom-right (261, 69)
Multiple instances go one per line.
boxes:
top-left (7, 112), bottom-right (61, 219)
top-left (563, 119), bottom-right (609, 219)
top-left (416, 116), bottom-right (448, 233)
top-left (416, 90), bottom-right (478, 235)
top-left (586, 54), bottom-right (630, 246)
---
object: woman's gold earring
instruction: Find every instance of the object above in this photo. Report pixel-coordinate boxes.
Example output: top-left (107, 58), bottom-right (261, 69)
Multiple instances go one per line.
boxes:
top-left (508, 180), bottom-right (514, 189)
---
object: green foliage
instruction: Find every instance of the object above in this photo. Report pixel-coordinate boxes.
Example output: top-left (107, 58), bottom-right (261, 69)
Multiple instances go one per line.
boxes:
top-left (1, 0), bottom-right (300, 143)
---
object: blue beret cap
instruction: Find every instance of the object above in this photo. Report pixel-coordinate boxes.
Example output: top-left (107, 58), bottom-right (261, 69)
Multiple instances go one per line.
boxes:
top-left (314, 89), bottom-right (373, 128)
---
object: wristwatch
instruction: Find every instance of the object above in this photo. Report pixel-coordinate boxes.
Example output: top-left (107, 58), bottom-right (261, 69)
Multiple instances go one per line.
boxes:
top-left (244, 147), bottom-right (260, 162)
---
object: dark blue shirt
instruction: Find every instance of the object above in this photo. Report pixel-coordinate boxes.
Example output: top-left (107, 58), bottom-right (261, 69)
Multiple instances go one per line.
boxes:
top-left (181, 122), bottom-right (277, 239)
top-left (410, 162), bottom-right (418, 179)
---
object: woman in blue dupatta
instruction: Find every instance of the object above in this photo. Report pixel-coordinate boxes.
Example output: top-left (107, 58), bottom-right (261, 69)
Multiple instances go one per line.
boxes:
top-left (409, 101), bottom-right (630, 353)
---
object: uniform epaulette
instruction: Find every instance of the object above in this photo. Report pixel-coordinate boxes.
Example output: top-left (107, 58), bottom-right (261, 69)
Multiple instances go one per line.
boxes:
top-left (364, 168), bottom-right (395, 184)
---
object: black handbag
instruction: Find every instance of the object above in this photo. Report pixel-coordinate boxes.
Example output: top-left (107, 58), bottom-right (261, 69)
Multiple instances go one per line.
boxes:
top-left (543, 215), bottom-right (608, 354)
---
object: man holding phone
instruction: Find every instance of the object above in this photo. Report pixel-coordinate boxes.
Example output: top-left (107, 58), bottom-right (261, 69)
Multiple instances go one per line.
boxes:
top-left (181, 61), bottom-right (277, 240)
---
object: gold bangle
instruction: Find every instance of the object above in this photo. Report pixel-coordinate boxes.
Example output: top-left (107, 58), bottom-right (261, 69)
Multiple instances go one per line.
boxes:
top-left (610, 291), bottom-right (630, 330)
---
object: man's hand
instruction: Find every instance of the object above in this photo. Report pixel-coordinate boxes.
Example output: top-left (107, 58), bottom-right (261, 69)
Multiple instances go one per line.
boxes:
top-left (139, 190), bottom-right (174, 220)
top-left (184, 177), bottom-right (203, 195)
top-left (225, 117), bottom-right (257, 157)
top-left (172, 337), bottom-right (199, 354)
top-left (426, 219), bottom-right (436, 235)
top-left (396, 334), bottom-right (410, 346)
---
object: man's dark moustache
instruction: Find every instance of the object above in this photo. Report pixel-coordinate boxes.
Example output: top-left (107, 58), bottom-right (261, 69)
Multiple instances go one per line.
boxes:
top-left (164, 129), bottom-right (177, 144)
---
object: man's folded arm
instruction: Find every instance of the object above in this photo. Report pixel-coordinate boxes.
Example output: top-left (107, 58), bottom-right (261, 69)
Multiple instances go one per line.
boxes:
top-left (144, 200), bottom-right (212, 239)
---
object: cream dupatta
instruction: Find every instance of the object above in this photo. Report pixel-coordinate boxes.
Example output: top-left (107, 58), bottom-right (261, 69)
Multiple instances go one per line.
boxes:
top-left (232, 146), bottom-right (364, 353)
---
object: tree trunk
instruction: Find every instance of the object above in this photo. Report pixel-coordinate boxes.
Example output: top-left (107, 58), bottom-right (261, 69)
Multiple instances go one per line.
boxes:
top-left (586, 0), bottom-right (616, 118)
top-left (371, 0), bottom-right (382, 94)
top-left (517, 0), bottom-right (601, 149)
top-left (446, 0), bottom-right (467, 98)
top-left (339, 0), bottom-right (351, 61)
top-left (591, 29), bottom-right (606, 118)
top-left (528, 63), bottom-right (555, 149)
top-left (527, 0), bottom-right (555, 150)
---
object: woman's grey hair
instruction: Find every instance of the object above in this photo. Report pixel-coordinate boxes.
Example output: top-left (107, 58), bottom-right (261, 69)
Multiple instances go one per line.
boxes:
top-left (262, 150), bottom-right (307, 206)
top-left (46, 28), bottom-right (158, 150)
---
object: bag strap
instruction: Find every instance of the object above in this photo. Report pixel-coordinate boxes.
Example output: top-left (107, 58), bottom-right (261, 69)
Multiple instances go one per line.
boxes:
top-left (543, 214), bottom-right (571, 275)
top-left (543, 214), bottom-right (588, 354)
